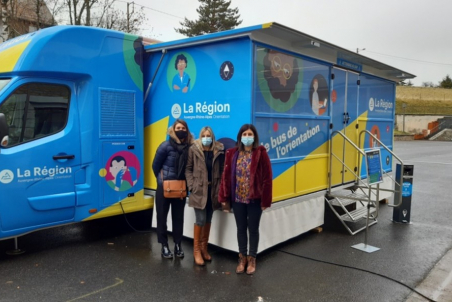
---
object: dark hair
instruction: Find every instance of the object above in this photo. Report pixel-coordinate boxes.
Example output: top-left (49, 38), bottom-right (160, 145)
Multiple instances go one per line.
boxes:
top-left (172, 118), bottom-right (193, 144)
top-left (236, 124), bottom-right (259, 151)
top-left (263, 49), bottom-right (299, 103)
top-left (175, 54), bottom-right (188, 70)
top-left (110, 156), bottom-right (126, 167)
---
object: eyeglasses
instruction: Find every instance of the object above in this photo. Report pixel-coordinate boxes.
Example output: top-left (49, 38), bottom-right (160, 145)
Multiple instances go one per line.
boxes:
top-left (271, 55), bottom-right (292, 79)
top-left (177, 62), bottom-right (186, 66)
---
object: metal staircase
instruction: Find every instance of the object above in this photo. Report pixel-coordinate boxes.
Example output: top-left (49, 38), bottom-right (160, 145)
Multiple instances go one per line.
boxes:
top-left (326, 130), bottom-right (404, 235)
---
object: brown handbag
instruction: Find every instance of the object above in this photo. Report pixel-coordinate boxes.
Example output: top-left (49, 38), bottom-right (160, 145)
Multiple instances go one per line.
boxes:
top-left (161, 171), bottom-right (187, 200)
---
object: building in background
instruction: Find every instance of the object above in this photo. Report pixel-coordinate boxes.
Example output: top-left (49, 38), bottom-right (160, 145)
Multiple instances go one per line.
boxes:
top-left (1, 0), bottom-right (55, 43)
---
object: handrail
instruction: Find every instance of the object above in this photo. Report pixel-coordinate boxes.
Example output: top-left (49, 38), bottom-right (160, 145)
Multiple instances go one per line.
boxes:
top-left (425, 120), bottom-right (449, 139)
top-left (327, 129), bottom-right (407, 238)
top-left (328, 130), bottom-right (380, 221)
top-left (328, 130), bottom-right (366, 191)
top-left (358, 130), bottom-right (404, 208)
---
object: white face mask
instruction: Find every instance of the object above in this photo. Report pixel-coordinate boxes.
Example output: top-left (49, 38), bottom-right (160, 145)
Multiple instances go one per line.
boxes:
top-left (201, 137), bottom-right (212, 146)
top-left (241, 136), bottom-right (254, 146)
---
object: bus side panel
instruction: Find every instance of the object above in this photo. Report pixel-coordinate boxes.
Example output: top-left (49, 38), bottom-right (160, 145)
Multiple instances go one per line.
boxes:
top-left (253, 45), bottom-right (331, 201)
top-left (358, 75), bottom-right (395, 178)
top-left (144, 38), bottom-right (253, 190)
top-left (78, 34), bottom-right (148, 221)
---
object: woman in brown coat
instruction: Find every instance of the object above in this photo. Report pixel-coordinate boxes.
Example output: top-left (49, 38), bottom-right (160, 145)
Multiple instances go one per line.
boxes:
top-left (185, 126), bottom-right (224, 266)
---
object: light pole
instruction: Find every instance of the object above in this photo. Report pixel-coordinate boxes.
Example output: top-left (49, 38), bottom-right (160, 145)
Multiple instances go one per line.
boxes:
top-left (356, 48), bottom-right (366, 54)
top-left (402, 103), bottom-right (407, 132)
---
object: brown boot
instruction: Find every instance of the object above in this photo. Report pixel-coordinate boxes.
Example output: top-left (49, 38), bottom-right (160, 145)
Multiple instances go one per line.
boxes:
top-left (200, 223), bottom-right (212, 261)
top-left (246, 256), bottom-right (256, 275)
top-left (193, 224), bottom-right (205, 266)
top-left (236, 253), bottom-right (247, 274)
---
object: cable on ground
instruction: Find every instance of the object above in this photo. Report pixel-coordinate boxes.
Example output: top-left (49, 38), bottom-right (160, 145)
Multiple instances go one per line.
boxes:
top-left (277, 249), bottom-right (436, 302)
top-left (119, 202), bottom-right (153, 233)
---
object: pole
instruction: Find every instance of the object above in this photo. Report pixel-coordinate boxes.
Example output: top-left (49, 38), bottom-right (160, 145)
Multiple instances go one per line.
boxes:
top-left (0, 1), bottom-right (3, 40)
top-left (402, 103), bottom-right (406, 132)
top-left (127, 2), bottom-right (130, 33)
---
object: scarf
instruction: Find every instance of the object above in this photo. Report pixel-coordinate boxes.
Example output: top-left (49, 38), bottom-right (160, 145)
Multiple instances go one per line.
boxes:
top-left (170, 138), bottom-right (189, 180)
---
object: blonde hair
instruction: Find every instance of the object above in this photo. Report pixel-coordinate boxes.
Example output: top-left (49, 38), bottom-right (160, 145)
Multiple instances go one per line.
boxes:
top-left (198, 126), bottom-right (216, 150)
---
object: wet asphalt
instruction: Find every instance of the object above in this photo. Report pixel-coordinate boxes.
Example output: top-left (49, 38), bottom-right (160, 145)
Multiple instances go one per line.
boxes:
top-left (0, 140), bottom-right (451, 302)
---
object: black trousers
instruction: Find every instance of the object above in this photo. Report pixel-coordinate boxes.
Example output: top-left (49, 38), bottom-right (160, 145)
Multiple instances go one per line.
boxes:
top-left (155, 184), bottom-right (186, 245)
top-left (232, 200), bottom-right (263, 258)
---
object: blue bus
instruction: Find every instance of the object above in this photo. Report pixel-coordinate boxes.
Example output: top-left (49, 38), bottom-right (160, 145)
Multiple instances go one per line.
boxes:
top-left (0, 23), bottom-right (414, 251)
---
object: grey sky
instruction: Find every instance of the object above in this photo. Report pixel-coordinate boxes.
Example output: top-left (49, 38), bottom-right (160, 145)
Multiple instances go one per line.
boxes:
top-left (124, 0), bottom-right (452, 86)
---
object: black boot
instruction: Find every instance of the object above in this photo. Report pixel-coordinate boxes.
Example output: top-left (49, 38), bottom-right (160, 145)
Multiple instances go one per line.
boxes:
top-left (174, 243), bottom-right (184, 258)
top-left (161, 244), bottom-right (173, 259)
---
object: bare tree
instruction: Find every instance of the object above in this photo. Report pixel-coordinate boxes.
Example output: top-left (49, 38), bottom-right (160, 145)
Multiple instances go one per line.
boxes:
top-left (1, 0), bottom-right (147, 42)
top-left (422, 81), bottom-right (436, 88)
top-left (59, 0), bottom-right (146, 33)
top-left (92, 1), bottom-right (146, 33)
top-left (64, 0), bottom-right (97, 25)
top-left (397, 80), bottom-right (414, 86)
top-left (45, 0), bottom-right (65, 24)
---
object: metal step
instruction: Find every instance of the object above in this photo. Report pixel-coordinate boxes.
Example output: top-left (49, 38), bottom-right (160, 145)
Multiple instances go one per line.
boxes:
top-left (325, 196), bottom-right (378, 235)
top-left (329, 197), bottom-right (355, 207)
top-left (329, 191), bottom-right (370, 202)
top-left (340, 205), bottom-right (376, 222)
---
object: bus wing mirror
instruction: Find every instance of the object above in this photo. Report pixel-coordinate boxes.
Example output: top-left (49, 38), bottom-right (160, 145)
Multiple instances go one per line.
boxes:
top-left (0, 113), bottom-right (9, 147)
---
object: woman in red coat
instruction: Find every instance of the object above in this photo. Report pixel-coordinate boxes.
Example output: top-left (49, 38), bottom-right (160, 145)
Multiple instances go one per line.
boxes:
top-left (219, 124), bottom-right (273, 275)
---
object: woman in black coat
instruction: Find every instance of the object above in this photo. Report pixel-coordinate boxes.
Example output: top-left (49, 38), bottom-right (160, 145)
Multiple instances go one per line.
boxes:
top-left (152, 119), bottom-right (194, 259)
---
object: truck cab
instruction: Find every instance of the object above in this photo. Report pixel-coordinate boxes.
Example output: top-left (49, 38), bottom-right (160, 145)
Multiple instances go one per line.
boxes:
top-left (0, 26), bottom-right (150, 239)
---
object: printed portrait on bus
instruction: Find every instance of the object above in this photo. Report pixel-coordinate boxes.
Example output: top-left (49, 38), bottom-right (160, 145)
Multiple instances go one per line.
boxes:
top-left (255, 47), bottom-right (303, 112)
top-left (309, 74), bottom-right (329, 116)
top-left (101, 151), bottom-right (140, 192)
top-left (369, 125), bottom-right (381, 148)
top-left (166, 52), bottom-right (197, 94)
top-left (172, 54), bottom-right (190, 93)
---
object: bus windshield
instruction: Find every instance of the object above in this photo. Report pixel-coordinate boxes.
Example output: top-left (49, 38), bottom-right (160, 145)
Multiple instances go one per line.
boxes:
top-left (0, 79), bottom-right (11, 92)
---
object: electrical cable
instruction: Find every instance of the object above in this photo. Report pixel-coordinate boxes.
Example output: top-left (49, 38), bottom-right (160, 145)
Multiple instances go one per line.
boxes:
top-left (119, 201), bottom-right (153, 233)
top-left (118, 192), bottom-right (435, 301)
top-left (277, 249), bottom-right (436, 302)
top-left (120, 201), bottom-right (435, 301)
top-left (361, 50), bottom-right (452, 67)
top-left (115, 0), bottom-right (184, 19)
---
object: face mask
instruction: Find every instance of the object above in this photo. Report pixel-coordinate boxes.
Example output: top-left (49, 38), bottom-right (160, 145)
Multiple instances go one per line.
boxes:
top-left (241, 136), bottom-right (254, 147)
top-left (201, 137), bottom-right (212, 146)
top-left (175, 130), bottom-right (187, 140)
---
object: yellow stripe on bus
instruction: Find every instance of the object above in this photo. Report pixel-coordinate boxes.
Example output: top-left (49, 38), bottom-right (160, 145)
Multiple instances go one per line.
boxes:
top-left (0, 41), bottom-right (31, 73)
top-left (144, 116), bottom-right (169, 190)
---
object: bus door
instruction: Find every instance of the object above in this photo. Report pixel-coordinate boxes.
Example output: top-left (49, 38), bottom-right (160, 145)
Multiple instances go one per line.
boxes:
top-left (0, 81), bottom-right (81, 234)
top-left (330, 68), bottom-right (359, 186)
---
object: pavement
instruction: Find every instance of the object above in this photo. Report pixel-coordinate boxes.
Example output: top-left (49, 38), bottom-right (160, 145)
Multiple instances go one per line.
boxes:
top-left (0, 140), bottom-right (451, 302)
